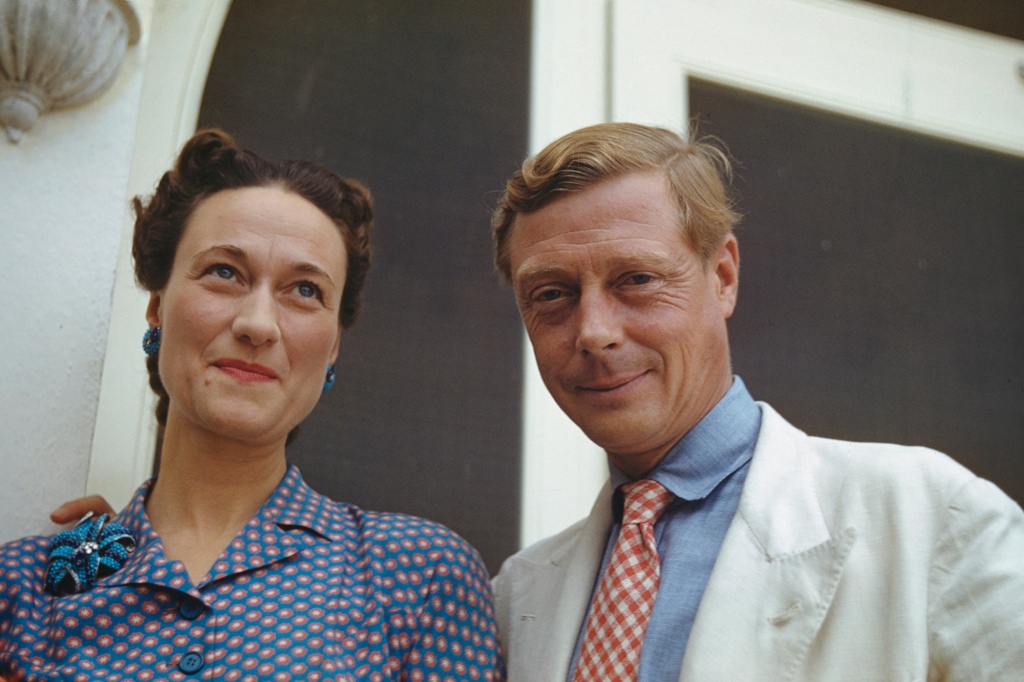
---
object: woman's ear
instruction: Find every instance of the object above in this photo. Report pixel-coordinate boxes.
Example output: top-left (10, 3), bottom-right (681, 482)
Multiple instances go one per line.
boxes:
top-left (146, 291), bottom-right (163, 328)
top-left (329, 324), bottom-right (343, 365)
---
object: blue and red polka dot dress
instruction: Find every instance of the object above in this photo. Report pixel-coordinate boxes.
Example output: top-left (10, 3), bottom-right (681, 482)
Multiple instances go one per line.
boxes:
top-left (0, 466), bottom-right (504, 681)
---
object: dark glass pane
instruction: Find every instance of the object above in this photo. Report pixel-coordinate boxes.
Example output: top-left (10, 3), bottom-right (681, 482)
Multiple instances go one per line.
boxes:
top-left (198, 0), bottom-right (530, 573)
top-left (860, 0), bottom-right (1024, 42)
top-left (690, 78), bottom-right (1024, 504)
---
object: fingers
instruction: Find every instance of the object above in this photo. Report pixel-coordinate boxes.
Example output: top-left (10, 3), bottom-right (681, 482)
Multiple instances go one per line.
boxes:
top-left (50, 495), bottom-right (117, 525)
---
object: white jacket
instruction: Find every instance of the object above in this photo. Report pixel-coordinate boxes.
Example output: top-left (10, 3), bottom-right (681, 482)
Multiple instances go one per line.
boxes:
top-left (493, 403), bottom-right (1024, 681)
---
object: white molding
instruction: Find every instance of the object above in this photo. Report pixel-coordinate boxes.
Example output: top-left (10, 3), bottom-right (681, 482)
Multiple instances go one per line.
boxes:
top-left (87, 0), bottom-right (231, 508)
top-left (612, 0), bottom-right (1024, 156)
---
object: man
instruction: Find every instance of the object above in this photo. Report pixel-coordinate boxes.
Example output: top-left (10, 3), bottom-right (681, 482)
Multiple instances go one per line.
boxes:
top-left (490, 122), bottom-right (1024, 681)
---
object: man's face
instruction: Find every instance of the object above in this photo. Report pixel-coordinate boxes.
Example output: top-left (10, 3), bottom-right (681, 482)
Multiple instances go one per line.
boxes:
top-left (507, 172), bottom-right (739, 478)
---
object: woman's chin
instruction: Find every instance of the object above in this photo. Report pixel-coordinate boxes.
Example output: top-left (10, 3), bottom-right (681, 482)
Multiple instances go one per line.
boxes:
top-left (165, 383), bottom-right (319, 450)
top-left (180, 408), bottom-right (294, 450)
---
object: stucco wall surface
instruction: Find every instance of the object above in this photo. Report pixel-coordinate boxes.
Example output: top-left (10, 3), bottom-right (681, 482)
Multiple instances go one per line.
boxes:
top-left (0, 22), bottom-right (148, 544)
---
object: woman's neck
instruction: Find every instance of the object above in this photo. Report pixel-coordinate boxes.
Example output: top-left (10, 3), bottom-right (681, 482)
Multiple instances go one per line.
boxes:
top-left (145, 416), bottom-right (289, 584)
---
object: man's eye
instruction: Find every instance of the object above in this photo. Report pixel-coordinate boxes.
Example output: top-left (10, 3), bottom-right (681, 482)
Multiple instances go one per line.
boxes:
top-left (627, 274), bottom-right (653, 285)
top-left (536, 289), bottom-right (562, 302)
top-left (297, 282), bottom-right (321, 299)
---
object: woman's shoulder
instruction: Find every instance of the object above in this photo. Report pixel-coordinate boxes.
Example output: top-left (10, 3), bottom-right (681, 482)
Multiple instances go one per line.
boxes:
top-left (277, 468), bottom-right (492, 594)
top-left (306, 498), bottom-right (503, 676)
top-left (352, 506), bottom-right (468, 542)
top-left (0, 534), bottom-right (51, 572)
top-left (0, 535), bottom-right (51, 614)
top-left (282, 468), bottom-right (481, 558)
top-left (323, 499), bottom-right (483, 566)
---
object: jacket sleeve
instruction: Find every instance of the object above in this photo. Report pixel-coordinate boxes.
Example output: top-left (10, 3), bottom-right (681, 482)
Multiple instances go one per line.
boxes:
top-left (927, 476), bottom-right (1024, 680)
top-left (491, 563), bottom-right (512, 652)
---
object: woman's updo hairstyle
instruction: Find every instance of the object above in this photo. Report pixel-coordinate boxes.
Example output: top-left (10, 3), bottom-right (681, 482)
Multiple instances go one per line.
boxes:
top-left (132, 128), bottom-right (373, 427)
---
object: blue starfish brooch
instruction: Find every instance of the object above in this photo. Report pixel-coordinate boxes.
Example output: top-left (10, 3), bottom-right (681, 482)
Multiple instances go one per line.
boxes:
top-left (45, 512), bottom-right (136, 596)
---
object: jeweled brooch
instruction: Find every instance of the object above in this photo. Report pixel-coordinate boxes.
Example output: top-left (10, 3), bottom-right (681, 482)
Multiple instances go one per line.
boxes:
top-left (45, 512), bottom-right (136, 596)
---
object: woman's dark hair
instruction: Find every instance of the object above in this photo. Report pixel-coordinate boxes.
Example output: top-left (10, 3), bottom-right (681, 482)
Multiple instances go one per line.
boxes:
top-left (133, 128), bottom-right (373, 427)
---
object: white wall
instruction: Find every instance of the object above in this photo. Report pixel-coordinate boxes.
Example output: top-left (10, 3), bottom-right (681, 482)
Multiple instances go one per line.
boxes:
top-left (0, 0), bottom-right (230, 542)
top-left (0, 12), bottom-right (148, 543)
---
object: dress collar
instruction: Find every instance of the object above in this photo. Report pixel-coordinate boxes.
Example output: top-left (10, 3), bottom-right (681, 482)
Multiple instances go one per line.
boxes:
top-left (99, 464), bottom-right (339, 594)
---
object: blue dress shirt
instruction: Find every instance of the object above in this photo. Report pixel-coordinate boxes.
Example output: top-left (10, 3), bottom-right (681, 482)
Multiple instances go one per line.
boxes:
top-left (567, 377), bottom-right (761, 682)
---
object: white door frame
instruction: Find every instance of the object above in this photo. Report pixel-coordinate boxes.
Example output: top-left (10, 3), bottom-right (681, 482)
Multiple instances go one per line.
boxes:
top-left (87, 0), bottom-right (232, 509)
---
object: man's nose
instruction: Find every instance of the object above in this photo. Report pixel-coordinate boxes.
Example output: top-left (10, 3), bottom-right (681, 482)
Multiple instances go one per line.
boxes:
top-left (232, 287), bottom-right (281, 346)
top-left (575, 290), bottom-right (623, 354)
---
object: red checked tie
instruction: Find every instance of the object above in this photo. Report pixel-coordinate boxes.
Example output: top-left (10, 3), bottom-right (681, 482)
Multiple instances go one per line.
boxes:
top-left (573, 479), bottom-right (673, 682)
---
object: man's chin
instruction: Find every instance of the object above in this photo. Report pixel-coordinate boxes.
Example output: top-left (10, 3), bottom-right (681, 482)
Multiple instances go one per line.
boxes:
top-left (579, 418), bottom-right (659, 455)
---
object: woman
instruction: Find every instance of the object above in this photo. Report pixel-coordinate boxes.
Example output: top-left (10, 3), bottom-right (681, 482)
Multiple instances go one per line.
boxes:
top-left (0, 130), bottom-right (503, 681)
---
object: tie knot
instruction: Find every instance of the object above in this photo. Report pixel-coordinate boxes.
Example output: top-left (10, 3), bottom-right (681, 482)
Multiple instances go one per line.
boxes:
top-left (621, 479), bottom-right (673, 526)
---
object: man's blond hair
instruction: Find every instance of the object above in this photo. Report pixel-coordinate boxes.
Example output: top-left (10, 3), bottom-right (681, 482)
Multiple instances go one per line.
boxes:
top-left (492, 122), bottom-right (740, 281)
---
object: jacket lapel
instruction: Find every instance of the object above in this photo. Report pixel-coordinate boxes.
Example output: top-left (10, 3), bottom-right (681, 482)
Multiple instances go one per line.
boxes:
top-left (681, 404), bottom-right (857, 681)
top-left (504, 485), bottom-right (613, 682)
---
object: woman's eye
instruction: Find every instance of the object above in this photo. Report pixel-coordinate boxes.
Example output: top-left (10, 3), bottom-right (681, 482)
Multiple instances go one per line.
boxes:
top-left (296, 282), bottom-right (321, 299)
top-left (210, 265), bottom-right (235, 280)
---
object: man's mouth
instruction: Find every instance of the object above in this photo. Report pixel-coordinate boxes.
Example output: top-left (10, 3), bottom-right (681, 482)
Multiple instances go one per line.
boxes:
top-left (577, 370), bottom-right (650, 393)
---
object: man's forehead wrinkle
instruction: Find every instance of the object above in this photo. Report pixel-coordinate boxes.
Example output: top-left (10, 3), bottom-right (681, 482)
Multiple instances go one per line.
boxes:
top-left (529, 235), bottom-right (681, 268)
top-left (542, 210), bottom-right (669, 236)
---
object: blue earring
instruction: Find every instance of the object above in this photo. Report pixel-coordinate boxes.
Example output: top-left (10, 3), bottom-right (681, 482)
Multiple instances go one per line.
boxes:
top-left (142, 327), bottom-right (161, 356)
top-left (322, 364), bottom-right (336, 392)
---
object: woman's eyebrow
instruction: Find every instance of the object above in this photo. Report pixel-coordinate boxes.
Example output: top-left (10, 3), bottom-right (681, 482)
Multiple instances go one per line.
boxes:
top-left (193, 246), bottom-right (336, 284)
top-left (293, 261), bottom-right (337, 286)
top-left (194, 244), bottom-right (246, 261)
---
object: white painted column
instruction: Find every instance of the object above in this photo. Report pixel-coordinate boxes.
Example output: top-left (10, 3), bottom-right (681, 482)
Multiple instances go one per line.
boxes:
top-left (519, 0), bottom-right (612, 549)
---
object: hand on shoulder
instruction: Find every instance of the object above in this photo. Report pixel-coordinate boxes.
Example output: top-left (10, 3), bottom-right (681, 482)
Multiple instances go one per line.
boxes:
top-left (50, 495), bottom-right (116, 525)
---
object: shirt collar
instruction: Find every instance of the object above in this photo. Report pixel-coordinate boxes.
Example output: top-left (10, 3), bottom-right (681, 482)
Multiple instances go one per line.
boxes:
top-left (608, 376), bottom-right (761, 504)
top-left (257, 464), bottom-right (338, 539)
top-left (100, 464), bottom-right (338, 593)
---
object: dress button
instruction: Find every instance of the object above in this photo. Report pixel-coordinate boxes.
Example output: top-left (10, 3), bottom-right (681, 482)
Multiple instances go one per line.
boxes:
top-left (179, 599), bottom-right (204, 620)
top-left (178, 650), bottom-right (204, 675)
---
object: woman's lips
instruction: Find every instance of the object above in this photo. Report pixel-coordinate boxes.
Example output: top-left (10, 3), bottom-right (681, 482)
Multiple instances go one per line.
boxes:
top-left (213, 359), bottom-right (278, 382)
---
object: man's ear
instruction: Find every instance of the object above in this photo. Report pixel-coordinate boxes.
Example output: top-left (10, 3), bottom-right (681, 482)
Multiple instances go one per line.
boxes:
top-left (714, 234), bottom-right (739, 319)
top-left (146, 291), bottom-right (163, 328)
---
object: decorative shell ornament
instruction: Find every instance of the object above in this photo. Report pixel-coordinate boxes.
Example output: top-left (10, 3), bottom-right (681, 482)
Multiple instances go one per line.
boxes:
top-left (0, 0), bottom-right (140, 143)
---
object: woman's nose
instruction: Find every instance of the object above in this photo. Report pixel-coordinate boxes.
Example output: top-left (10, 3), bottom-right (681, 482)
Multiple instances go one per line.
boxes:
top-left (231, 287), bottom-right (281, 346)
